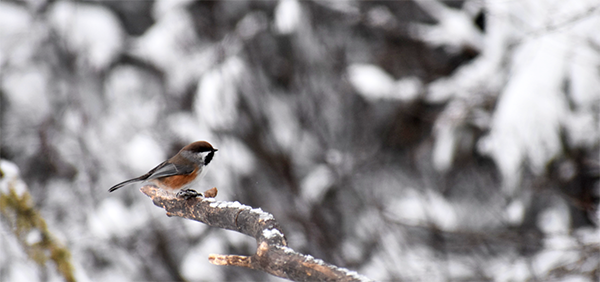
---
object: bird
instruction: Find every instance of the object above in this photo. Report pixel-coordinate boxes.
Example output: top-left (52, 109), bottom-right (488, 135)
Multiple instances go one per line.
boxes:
top-left (108, 141), bottom-right (217, 199)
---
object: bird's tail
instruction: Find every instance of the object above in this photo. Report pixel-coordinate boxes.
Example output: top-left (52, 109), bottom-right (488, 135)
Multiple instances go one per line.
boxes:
top-left (108, 178), bottom-right (141, 192)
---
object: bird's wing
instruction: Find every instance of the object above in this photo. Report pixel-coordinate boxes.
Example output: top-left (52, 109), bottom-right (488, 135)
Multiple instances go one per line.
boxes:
top-left (146, 162), bottom-right (195, 179)
top-left (108, 161), bottom-right (194, 192)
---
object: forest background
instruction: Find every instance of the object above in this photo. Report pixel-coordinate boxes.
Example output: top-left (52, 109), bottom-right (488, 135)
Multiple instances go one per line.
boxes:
top-left (1, 0), bottom-right (599, 281)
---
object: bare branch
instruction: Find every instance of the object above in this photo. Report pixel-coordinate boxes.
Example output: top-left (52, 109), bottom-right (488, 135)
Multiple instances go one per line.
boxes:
top-left (140, 185), bottom-right (372, 282)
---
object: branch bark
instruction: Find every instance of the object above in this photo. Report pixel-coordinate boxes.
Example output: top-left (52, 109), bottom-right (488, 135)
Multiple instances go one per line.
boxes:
top-left (140, 185), bottom-right (371, 282)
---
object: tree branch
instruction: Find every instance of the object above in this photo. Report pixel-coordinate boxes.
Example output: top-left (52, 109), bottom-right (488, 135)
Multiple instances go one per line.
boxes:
top-left (140, 185), bottom-right (371, 282)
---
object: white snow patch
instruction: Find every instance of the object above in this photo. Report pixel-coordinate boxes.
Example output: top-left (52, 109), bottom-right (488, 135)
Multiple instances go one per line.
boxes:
top-left (555, 276), bottom-right (593, 282)
top-left (537, 201), bottom-right (570, 235)
top-left (504, 199), bottom-right (525, 225)
top-left (347, 64), bottom-right (421, 102)
top-left (48, 1), bottom-right (123, 70)
top-left (88, 198), bottom-right (148, 239)
top-left (181, 235), bottom-right (224, 281)
top-left (166, 113), bottom-right (214, 145)
top-left (250, 207), bottom-right (265, 215)
top-left (7, 261), bottom-right (40, 282)
top-left (236, 12), bottom-right (268, 40)
top-left (152, 0), bottom-right (195, 20)
top-left (223, 229), bottom-right (254, 246)
top-left (367, 6), bottom-right (396, 28)
top-left (260, 212), bottom-right (274, 221)
top-left (278, 246), bottom-right (296, 254)
top-left (219, 138), bottom-right (256, 176)
top-left (265, 95), bottom-right (300, 151)
top-left (202, 197), bottom-right (217, 203)
top-left (385, 189), bottom-right (457, 231)
top-left (195, 56), bottom-right (245, 130)
top-left (182, 217), bottom-right (208, 237)
top-left (490, 257), bottom-right (531, 282)
top-left (262, 228), bottom-right (284, 239)
top-left (532, 246), bottom-right (579, 278)
top-left (564, 111), bottom-right (599, 148)
top-left (300, 164), bottom-right (334, 204)
top-left (0, 160), bottom-right (28, 196)
top-left (257, 210), bottom-right (274, 221)
top-left (123, 135), bottom-right (165, 175)
top-left (432, 120), bottom-right (457, 172)
top-left (2, 68), bottom-right (51, 122)
top-left (341, 239), bottom-right (363, 263)
top-left (209, 200), bottom-right (249, 210)
top-left (314, 1), bottom-right (359, 15)
top-left (394, 76), bottom-right (422, 101)
top-left (409, 0), bottom-right (483, 52)
top-left (274, 0), bottom-right (302, 34)
top-left (479, 33), bottom-right (569, 193)
top-left (25, 230), bottom-right (42, 245)
top-left (574, 227), bottom-right (600, 245)
top-left (0, 2), bottom-right (33, 69)
top-left (347, 64), bottom-right (395, 100)
top-left (131, 7), bottom-right (213, 93)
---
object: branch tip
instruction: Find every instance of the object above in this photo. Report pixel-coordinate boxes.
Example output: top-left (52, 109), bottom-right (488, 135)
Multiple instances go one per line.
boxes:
top-left (209, 254), bottom-right (251, 267)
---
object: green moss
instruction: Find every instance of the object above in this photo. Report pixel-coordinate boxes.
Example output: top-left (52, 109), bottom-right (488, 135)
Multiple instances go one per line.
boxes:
top-left (0, 184), bottom-right (76, 282)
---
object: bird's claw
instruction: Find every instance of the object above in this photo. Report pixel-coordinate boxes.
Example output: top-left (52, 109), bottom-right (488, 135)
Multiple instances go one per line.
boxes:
top-left (177, 188), bottom-right (202, 200)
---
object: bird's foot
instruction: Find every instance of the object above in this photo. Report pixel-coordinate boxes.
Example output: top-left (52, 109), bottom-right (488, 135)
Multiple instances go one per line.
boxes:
top-left (177, 188), bottom-right (202, 200)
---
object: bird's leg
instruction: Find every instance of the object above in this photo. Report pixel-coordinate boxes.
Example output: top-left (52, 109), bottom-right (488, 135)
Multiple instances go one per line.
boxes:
top-left (176, 188), bottom-right (202, 199)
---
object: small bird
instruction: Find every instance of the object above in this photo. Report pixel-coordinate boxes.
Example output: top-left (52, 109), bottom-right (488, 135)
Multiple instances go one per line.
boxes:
top-left (108, 141), bottom-right (217, 199)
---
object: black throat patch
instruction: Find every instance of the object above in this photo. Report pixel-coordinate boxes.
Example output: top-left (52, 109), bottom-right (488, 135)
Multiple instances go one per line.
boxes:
top-left (204, 151), bottom-right (214, 165)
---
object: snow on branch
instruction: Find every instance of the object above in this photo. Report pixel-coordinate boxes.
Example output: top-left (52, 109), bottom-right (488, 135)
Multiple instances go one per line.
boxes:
top-left (140, 185), bottom-right (371, 282)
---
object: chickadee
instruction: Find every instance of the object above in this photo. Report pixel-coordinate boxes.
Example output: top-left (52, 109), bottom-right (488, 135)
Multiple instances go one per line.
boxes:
top-left (108, 141), bottom-right (217, 199)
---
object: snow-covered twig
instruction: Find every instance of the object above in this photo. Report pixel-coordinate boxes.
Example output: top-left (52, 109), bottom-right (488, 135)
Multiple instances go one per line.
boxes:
top-left (140, 185), bottom-right (371, 282)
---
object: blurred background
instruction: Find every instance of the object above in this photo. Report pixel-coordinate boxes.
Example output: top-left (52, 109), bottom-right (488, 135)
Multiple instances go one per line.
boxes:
top-left (1, 0), bottom-right (599, 281)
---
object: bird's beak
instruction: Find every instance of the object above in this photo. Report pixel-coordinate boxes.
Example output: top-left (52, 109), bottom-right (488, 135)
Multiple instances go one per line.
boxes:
top-left (213, 148), bottom-right (218, 152)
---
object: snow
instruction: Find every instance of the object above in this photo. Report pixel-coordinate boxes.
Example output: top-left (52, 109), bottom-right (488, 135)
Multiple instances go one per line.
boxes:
top-left (103, 66), bottom-right (166, 137)
top-left (88, 198), bottom-right (149, 239)
top-left (152, 0), bottom-right (195, 20)
top-left (265, 95), bottom-right (301, 151)
top-left (479, 31), bottom-right (571, 193)
top-left (347, 64), bottom-right (422, 102)
top-left (274, 0), bottom-right (302, 34)
top-left (181, 217), bottom-right (208, 237)
top-left (218, 138), bottom-right (256, 176)
top-left (0, 2), bottom-right (33, 69)
top-left (313, 1), bottom-right (359, 15)
top-left (490, 258), bottom-right (532, 282)
top-left (366, 6), bottom-right (396, 28)
top-left (347, 64), bottom-right (395, 101)
top-left (209, 200), bottom-right (246, 209)
top-left (384, 189), bottom-right (457, 231)
top-left (504, 199), bottom-right (526, 225)
top-left (180, 235), bottom-right (224, 281)
top-left (2, 68), bottom-right (51, 123)
top-left (0, 160), bottom-right (28, 196)
top-left (537, 201), bottom-right (570, 235)
top-left (300, 164), bottom-right (333, 204)
top-left (25, 230), bottom-right (42, 245)
top-left (262, 228), bottom-right (284, 239)
top-left (236, 12), bottom-right (268, 40)
top-left (195, 56), bottom-right (245, 130)
top-left (410, 0), bottom-right (483, 53)
top-left (7, 261), bottom-right (39, 282)
top-left (131, 6), bottom-right (212, 94)
top-left (123, 135), bottom-right (165, 175)
top-left (47, 1), bottom-right (124, 71)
